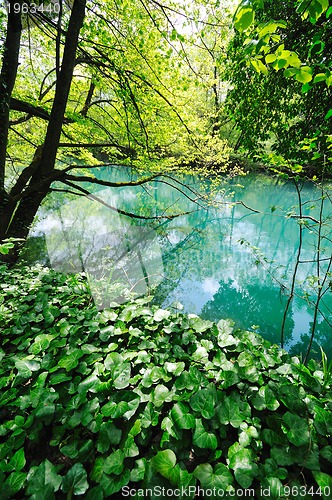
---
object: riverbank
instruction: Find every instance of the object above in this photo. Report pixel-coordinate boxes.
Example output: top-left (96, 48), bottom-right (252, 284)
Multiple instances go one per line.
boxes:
top-left (228, 153), bottom-right (332, 181)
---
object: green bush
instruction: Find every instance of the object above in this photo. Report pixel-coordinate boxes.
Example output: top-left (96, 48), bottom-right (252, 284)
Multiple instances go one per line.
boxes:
top-left (0, 265), bottom-right (331, 499)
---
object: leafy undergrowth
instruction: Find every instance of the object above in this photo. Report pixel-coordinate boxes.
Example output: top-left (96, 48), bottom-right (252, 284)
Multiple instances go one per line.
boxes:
top-left (0, 265), bottom-right (332, 499)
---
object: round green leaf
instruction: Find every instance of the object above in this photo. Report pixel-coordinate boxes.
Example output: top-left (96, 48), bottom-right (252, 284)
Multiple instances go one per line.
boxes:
top-left (103, 450), bottom-right (125, 475)
top-left (228, 448), bottom-right (258, 488)
top-left (8, 448), bottom-right (26, 472)
top-left (61, 463), bottom-right (88, 495)
top-left (314, 407), bottom-right (332, 435)
top-left (100, 470), bottom-right (130, 496)
top-left (97, 422), bottom-right (122, 453)
top-left (164, 361), bottom-right (185, 376)
top-left (193, 419), bottom-right (218, 450)
top-left (252, 386), bottom-right (280, 411)
top-left (130, 458), bottom-right (147, 482)
top-left (152, 449), bottom-right (178, 482)
top-left (194, 463), bottom-right (233, 489)
top-left (282, 412), bottom-right (310, 446)
top-left (218, 396), bottom-right (245, 428)
top-left (15, 359), bottom-right (40, 379)
top-left (190, 388), bottom-right (216, 419)
top-left (153, 309), bottom-right (170, 321)
top-left (113, 362), bottom-right (131, 389)
top-left (295, 68), bottom-right (313, 83)
top-left (153, 384), bottom-right (171, 407)
top-left (5, 471), bottom-right (27, 494)
top-left (26, 459), bottom-right (62, 499)
top-left (312, 471), bottom-right (332, 492)
top-left (58, 350), bottom-right (84, 371)
top-left (171, 402), bottom-right (195, 429)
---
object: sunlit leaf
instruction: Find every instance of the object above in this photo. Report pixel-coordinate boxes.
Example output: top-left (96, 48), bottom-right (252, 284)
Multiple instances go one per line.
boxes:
top-left (234, 7), bottom-right (255, 32)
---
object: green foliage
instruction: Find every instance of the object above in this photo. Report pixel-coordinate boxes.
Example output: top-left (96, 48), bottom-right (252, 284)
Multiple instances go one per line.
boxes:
top-left (234, 6), bottom-right (255, 32)
top-left (0, 239), bottom-right (23, 255)
top-left (5, 0), bottom-right (231, 185)
top-left (0, 265), bottom-right (332, 498)
top-left (226, 0), bottom-right (332, 166)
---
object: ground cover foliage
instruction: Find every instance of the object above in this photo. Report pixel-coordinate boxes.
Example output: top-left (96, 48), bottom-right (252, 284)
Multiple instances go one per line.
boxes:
top-left (0, 266), bottom-right (332, 499)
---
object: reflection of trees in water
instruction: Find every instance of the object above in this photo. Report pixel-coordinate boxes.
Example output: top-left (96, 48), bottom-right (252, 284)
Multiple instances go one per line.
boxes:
top-left (19, 234), bottom-right (50, 266)
top-left (153, 211), bottom-right (227, 304)
top-left (289, 320), bottom-right (332, 360)
top-left (200, 279), bottom-right (294, 347)
top-left (25, 170), bottom-right (331, 355)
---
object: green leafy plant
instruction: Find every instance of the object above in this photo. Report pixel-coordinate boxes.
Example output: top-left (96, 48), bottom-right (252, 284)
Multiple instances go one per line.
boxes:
top-left (0, 239), bottom-right (24, 255)
top-left (320, 346), bottom-right (332, 389)
top-left (0, 265), bottom-right (331, 499)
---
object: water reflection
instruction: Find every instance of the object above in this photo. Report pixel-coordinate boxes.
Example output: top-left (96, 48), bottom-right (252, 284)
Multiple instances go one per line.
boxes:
top-left (30, 187), bottom-right (164, 307)
top-left (25, 168), bottom-right (332, 358)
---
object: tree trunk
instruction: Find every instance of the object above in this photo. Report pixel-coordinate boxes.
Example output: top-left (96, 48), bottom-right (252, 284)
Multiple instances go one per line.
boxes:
top-left (0, 1), bottom-right (23, 242)
top-left (2, 0), bottom-right (86, 262)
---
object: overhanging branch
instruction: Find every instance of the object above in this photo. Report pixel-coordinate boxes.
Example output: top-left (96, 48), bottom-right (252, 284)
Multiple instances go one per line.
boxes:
top-left (58, 142), bottom-right (136, 157)
top-left (61, 179), bottom-right (194, 220)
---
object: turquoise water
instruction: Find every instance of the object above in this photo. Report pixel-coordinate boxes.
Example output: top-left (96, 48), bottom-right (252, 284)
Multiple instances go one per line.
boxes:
top-left (26, 167), bottom-right (332, 358)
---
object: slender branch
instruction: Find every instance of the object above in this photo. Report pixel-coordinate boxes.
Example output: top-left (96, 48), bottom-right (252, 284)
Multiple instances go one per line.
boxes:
top-left (39, 68), bottom-right (57, 100)
top-left (125, 69), bottom-right (195, 141)
top-left (49, 187), bottom-right (85, 196)
top-left (10, 97), bottom-right (51, 120)
top-left (9, 126), bottom-right (39, 147)
top-left (58, 141), bottom-right (136, 158)
top-left (304, 190), bottom-right (328, 364)
top-left (61, 170), bottom-right (204, 204)
top-left (290, 214), bottom-right (320, 224)
top-left (9, 113), bottom-right (32, 125)
top-left (61, 179), bottom-right (194, 220)
top-left (63, 172), bottom-right (162, 187)
top-left (154, 179), bottom-right (206, 209)
top-left (280, 180), bottom-right (303, 348)
top-left (55, 0), bottom-right (63, 78)
top-left (147, 0), bottom-right (228, 28)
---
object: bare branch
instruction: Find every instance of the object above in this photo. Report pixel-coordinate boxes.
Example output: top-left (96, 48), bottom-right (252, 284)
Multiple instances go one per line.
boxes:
top-left (10, 97), bottom-right (51, 120)
top-left (60, 170), bottom-right (205, 207)
top-left (58, 142), bottom-right (136, 157)
top-left (63, 172), bottom-right (162, 187)
top-left (61, 179), bottom-right (195, 220)
top-left (290, 214), bottom-right (320, 224)
top-left (9, 126), bottom-right (39, 148)
top-left (80, 80), bottom-right (95, 116)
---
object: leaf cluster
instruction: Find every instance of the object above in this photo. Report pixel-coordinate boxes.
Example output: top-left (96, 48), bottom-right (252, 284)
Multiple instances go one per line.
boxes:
top-left (0, 265), bottom-right (332, 498)
top-left (226, 0), bottom-right (332, 165)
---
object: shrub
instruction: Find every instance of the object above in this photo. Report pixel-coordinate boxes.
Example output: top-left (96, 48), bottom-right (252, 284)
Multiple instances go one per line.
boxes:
top-left (0, 265), bottom-right (331, 499)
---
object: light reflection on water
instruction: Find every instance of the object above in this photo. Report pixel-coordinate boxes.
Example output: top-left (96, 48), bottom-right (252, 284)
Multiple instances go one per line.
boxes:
top-left (25, 168), bottom-right (332, 359)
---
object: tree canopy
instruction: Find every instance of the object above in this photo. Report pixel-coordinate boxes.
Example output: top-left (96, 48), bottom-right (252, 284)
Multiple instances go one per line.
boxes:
top-left (0, 0), bottom-right (232, 262)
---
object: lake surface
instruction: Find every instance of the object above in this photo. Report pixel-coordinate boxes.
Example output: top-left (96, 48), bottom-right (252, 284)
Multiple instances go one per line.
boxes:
top-left (24, 166), bottom-right (332, 359)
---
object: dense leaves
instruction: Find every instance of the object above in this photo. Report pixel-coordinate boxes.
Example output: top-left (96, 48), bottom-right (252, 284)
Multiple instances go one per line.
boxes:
top-left (226, 0), bottom-right (332, 167)
top-left (0, 265), bottom-right (332, 498)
